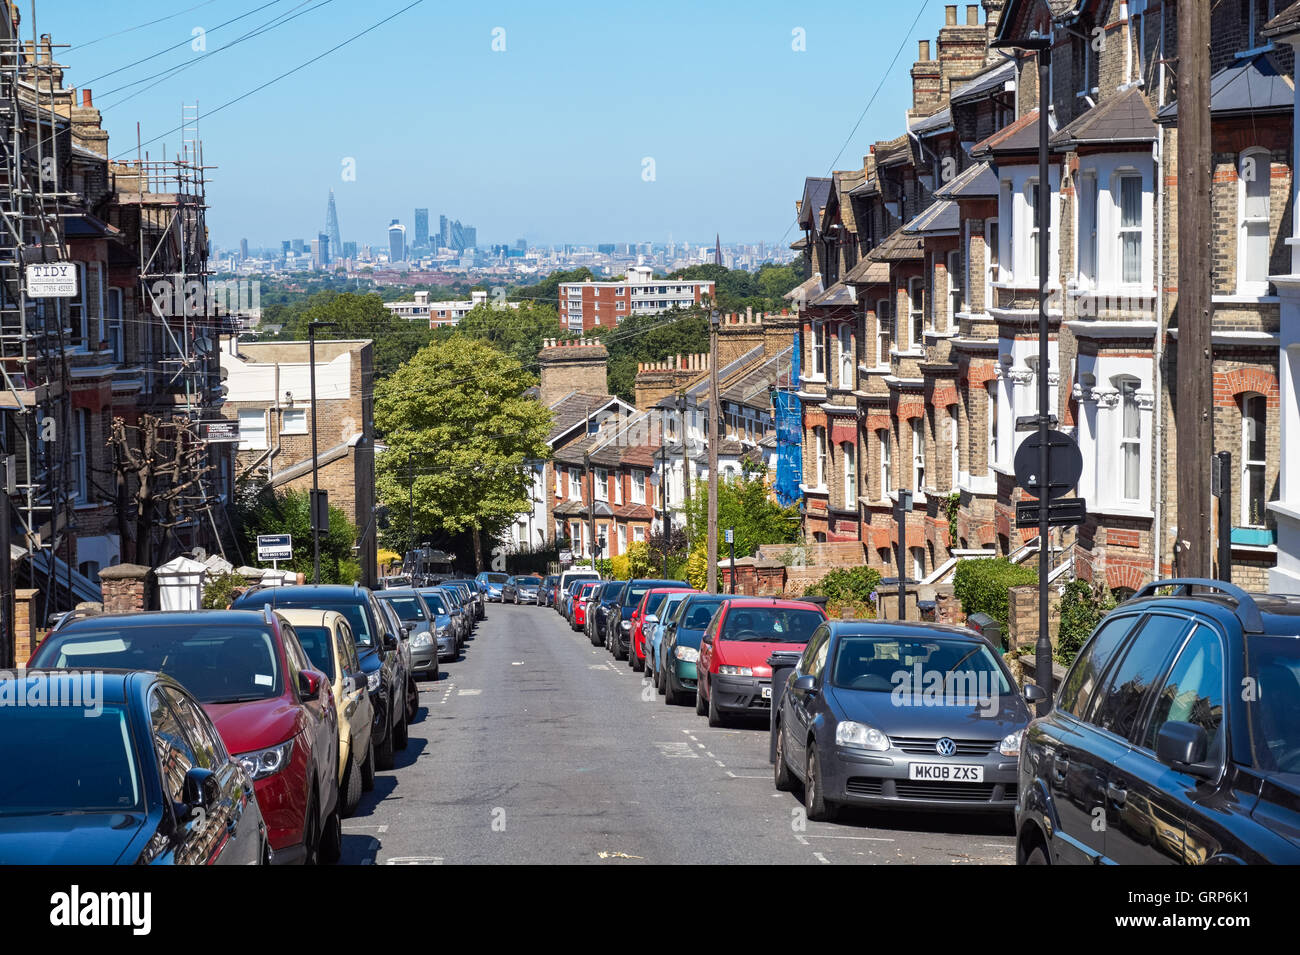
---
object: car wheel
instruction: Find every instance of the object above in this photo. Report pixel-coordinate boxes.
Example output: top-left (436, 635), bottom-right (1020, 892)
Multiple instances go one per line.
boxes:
top-left (589, 628), bottom-right (602, 647)
top-left (613, 637), bottom-right (626, 661)
top-left (261, 834), bottom-right (273, 866)
top-left (773, 722), bottom-right (794, 792)
top-left (341, 750), bottom-right (362, 816)
top-left (301, 789), bottom-right (321, 865)
top-left (656, 664), bottom-right (666, 696)
top-left (394, 704), bottom-right (409, 750)
top-left (695, 681), bottom-right (707, 715)
top-left (406, 678), bottom-right (419, 724)
top-left (805, 746), bottom-right (838, 822)
top-left (1024, 846), bottom-right (1049, 866)
top-left (707, 686), bottom-right (724, 727)
top-left (630, 646), bottom-right (643, 671)
top-left (376, 713), bottom-right (395, 770)
top-left (361, 733), bottom-right (376, 792)
top-left (663, 670), bottom-right (679, 706)
top-left (320, 794), bottom-right (342, 864)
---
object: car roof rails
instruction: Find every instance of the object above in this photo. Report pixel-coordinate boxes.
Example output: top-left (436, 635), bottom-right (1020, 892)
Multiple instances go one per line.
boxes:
top-left (1127, 578), bottom-right (1264, 633)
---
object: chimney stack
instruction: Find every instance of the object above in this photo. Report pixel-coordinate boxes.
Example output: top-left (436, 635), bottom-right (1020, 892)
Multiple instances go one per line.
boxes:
top-left (919, 39), bottom-right (931, 60)
top-left (945, 5), bottom-right (957, 25)
top-left (967, 4), bottom-right (980, 25)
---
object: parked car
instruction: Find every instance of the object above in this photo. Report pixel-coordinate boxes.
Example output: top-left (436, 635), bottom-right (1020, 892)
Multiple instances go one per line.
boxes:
top-left (233, 585), bottom-right (410, 773)
top-left (646, 590), bottom-right (698, 691)
top-left (773, 620), bottom-right (1028, 821)
top-left (476, 572), bottom-right (511, 603)
top-left (588, 581), bottom-right (625, 646)
top-left (608, 579), bottom-right (689, 660)
top-left (31, 609), bottom-right (341, 864)
top-left (630, 586), bottom-right (695, 672)
top-left (660, 595), bottom-right (734, 705)
top-left (0, 669), bottom-right (270, 865)
top-left (446, 579), bottom-right (485, 620)
top-left (375, 589), bottom-right (441, 681)
top-left (374, 596), bottom-right (418, 715)
top-left (571, 581), bottom-right (601, 631)
top-left (562, 579), bottom-right (590, 622)
top-left (558, 568), bottom-right (601, 612)
top-left (414, 587), bottom-right (459, 661)
top-left (511, 575), bottom-right (542, 604)
top-left (278, 609), bottom-right (376, 817)
top-left (539, 575), bottom-right (558, 608)
top-left (694, 599), bottom-right (826, 727)
top-left (433, 585), bottom-right (471, 649)
top-left (1017, 578), bottom-right (1300, 865)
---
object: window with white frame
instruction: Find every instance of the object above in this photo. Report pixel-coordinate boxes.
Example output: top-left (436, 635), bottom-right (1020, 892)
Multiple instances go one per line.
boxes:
top-left (595, 468), bottom-right (609, 501)
top-left (72, 409), bottom-right (89, 503)
top-left (613, 471), bottom-right (623, 504)
top-left (809, 321), bottom-right (824, 377)
top-left (986, 381), bottom-right (998, 473)
top-left (879, 428), bottom-right (892, 496)
top-left (949, 406), bottom-right (959, 490)
top-left (108, 287), bottom-right (124, 362)
top-left (842, 442), bottom-right (856, 509)
top-left (70, 262), bottom-right (88, 347)
top-left (985, 220), bottom-right (999, 308)
top-left (632, 470), bottom-right (646, 504)
top-left (838, 325), bottom-right (853, 387)
top-left (1242, 392), bottom-right (1267, 526)
top-left (633, 525), bottom-right (646, 543)
top-left (908, 277), bottom-right (925, 350)
top-left (1073, 33), bottom-right (1090, 95)
top-left (569, 468), bottom-right (582, 501)
top-left (238, 408), bottom-right (267, 451)
top-left (1118, 377), bottom-right (1142, 502)
top-left (1238, 149), bottom-right (1272, 294)
top-left (813, 426), bottom-right (826, 487)
top-left (281, 408), bottom-right (308, 434)
top-left (876, 298), bottom-right (891, 366)
top-left (1077, 172), bottom-right (1098, 286)
top-left (911, 418), bottom-right (925, 492)
top-left (617, 523), bottom-right (627, 555)
top-left (820, 323), bottom-right (830, 379)
top-left (947, 250), bottom-right (962, 330)
top-left (911, 547), bottom-right (925, 582)
top-left (1118, 174), bottom-right (1143, 285)
top-left (1026, 181), bottom-right (1041, 281)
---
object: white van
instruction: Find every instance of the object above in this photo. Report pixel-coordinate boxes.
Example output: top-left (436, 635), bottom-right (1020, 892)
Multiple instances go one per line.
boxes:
top-left (557, 568), bottom-right (602, 612)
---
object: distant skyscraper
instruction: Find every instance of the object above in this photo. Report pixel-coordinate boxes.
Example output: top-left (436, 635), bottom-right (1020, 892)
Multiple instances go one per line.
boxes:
top-left (325, 190), bottom-right (343, 267)
top-left (414, 208), bottom-right (429, 249)
top-left (281, 240), bottom-right (291, 255)
top-left (310, 238), bottom-right (323, 270)
top-left (388, 219), bottom-right (406, 262)
top-left (240, 238), bottom-right (249, 260)
top-left (714, 234), bottom-right (722, 266)
top-left (439, 214), bottom-right (449, 249)
top-left (291, 238), bottom-right (305, 254)
top-left (342, 241), bottom-right (358, 260)
top-left (317, 232), bottom-right (331, 267)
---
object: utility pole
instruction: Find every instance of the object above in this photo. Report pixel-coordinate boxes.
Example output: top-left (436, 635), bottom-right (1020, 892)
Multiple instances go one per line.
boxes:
top-left (1034, 41), bottom-right (1053, 711)
top-left (585, 410), bottom-right (596, 567)
top-left (1175, 0), bottom-right (1213, 578)
top-left (407, 456), bottom-right (415, 575)
top-left (707, 307), bottom-right (721, 593)
top-left (675, 392), bottom-right (692, 549)
top-left (308, 320), bottom-right (339, 584)
top-left (658, 444), bottom-right (668, 577)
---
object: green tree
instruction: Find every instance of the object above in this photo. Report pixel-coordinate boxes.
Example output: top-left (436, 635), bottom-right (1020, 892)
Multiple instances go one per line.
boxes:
top-left (233, 485), bottom-right (360, 584)
top-left (684, 474), bottom-right (801, 567)
top-left (507, 267), bottom-right (597, 306)
top-left (454, 299), bottom-right (567, 367)
top-left (375, 337), bottom-right (552, 572)
top-left (271, 291), bottom-right (436, 380)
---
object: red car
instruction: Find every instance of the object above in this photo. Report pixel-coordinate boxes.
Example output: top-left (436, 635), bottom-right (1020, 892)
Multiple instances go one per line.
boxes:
top-left (570, 581), bottom-right (601, 632)
top-left (695, 598), bottom-right (827, 727)
top-left (629, 587), bottom-right (695, 672)
top-left (30, 608), bottom-right (342, 865)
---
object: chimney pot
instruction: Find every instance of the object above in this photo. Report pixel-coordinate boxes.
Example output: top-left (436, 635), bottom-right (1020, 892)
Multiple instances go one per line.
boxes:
top-left (967, 4), bottom-right (979, 25)
top-left (919, 39), bottom-right (930, 60)
top-left (82, 89), bottom-right (93, 107)
top-left (945, 5), bottom-right (957, 25)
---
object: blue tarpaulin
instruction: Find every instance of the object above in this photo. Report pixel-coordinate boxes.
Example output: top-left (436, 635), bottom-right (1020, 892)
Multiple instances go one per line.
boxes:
top-left (772, 334), bottom-right (803, 508)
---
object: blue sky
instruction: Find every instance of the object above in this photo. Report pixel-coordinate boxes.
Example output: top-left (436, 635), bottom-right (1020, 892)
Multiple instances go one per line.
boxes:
top-left (41, 0), bottom-right (936, 249)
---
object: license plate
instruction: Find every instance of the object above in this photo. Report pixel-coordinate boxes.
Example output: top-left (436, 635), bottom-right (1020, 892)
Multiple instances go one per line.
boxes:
top-left (760, 686), bottom-right (772, 699)
top-left (908, 762), bottom-right (983, 782)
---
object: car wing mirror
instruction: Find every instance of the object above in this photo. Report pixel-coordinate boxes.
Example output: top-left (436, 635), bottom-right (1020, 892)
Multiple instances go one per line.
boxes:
top-left (1155, 721), bottom-right (1217, 779)
top-left (180, 768), bottom-right (221, 822)
top-left (1023, 683), bottom-right (1048, 704)
top-left (383, 633), bottom-right (399, 652)
top-left (792, 674), bottom-right (817, 693)
top-left (298, 668), bottom-right (326, 699)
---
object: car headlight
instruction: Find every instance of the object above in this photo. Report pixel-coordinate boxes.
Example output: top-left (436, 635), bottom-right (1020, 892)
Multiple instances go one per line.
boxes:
top-left (237, 739), bottom-right (295, 780)
top-left (366, 671), bottom-right (381, 694)
top-left (436, 624), bottom-right (450, 636)
top-left (620, 620), bottom-right (631, 630)
top-left (411, 631), bottom-right (432, 648)
top-left (674, 646), bottom-right (698, 662)
top-left (717, 665), bottom-right (753, 676)
top-left (836, 721), bottom-right (890, 752)
top-left (998, 730), bottom-right (1024, 757)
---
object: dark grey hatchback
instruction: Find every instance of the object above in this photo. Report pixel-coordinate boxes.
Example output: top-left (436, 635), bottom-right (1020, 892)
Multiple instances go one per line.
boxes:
top-left (773, 620), bottom-right (1031, 821)
top-left (1016, 578), bottom-right (1300, 865)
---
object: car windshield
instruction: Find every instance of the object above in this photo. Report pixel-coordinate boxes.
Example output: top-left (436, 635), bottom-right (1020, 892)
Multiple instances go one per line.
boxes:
top-left (485, 574), bottom-right (509, 584)
top-left (268, 600), bottom-right (374, 648)
top-left (603, 584), bottom-right (623, 601)
top-left (421, 593), bottom-right (448, 615)
top-left (35, 625), bottom-right (284, 703)
top-left (292, 625), bottom-right (338, 680)
top-left (1245, 635), bottom-right (1300, 773)
top-left (680, 600), bottom-right (726, 631)
top-left (624, 582), bottom-right (677, 607)
top-left (0, 702), bottom-right (142, 816)
top-left (642, 592), bottom-right (672, 616)
top-left (381, 596), bottom-right (426, 622)
top-left (659, 594), bottom-right (690, 622)
top-left (518, 577), bottom-right (541, 586)
top-left (829, 635), bottom-right (1011, 696)
top-left (719, 608), bottom-right (823, 644)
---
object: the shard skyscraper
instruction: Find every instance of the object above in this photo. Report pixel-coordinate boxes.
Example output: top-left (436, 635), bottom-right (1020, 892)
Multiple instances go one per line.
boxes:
top-left (325, 189), bottom-right (343, 265)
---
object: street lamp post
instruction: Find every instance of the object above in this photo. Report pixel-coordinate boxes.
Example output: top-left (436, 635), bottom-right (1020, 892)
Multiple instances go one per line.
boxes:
top-left (707, 305), bottom-right (720, 593)
top-left (307, 320), bottom-right (339, 584)
top-left (675, 392), bottom-right (692, 549)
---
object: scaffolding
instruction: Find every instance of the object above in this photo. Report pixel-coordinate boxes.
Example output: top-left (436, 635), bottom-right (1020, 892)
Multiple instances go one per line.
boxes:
top-left (0, 14), bottom-right (79, 637)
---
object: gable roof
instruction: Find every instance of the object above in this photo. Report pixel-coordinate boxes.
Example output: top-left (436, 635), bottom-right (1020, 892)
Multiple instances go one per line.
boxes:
top-left (546, 392), bottom-right (630, 446)
top-left (1050, 85), bottom-right (1156, 150)
top-left (934, 159), bottom-right (998, 200)
top-left (949, 58), bottom-right (1017, 106)
top-left (910, 106), bottom-right (953, 137)
top-left (1263, 0), bottom-right (1300, 38)
top-left (970, 108), bottom-right (1042, 158)
top-left (1155, 53), bottom-right (1295, 124)
top-left (993, 0), bottom-right (1083, 47)
top-left (902, 199), bottom-right (959, 235)
top-left (797, 177), bottom-right (834, 232)
top-left (867, 225), bottom-right (925, 263)
top-left (843, 258), bottom-right (891, 286)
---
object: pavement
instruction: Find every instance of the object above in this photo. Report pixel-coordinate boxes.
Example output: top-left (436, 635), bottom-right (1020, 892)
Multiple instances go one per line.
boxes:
top-left (339, 601), bottom-right (1016, 865)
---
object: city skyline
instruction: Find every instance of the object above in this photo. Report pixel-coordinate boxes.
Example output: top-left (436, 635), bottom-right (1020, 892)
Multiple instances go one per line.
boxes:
top-left (43, 1), bottom-right (927, 248)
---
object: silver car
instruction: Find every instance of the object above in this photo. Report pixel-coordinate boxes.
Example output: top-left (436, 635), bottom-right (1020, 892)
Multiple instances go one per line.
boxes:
top-left (509, 575), bottom-right (542, 604)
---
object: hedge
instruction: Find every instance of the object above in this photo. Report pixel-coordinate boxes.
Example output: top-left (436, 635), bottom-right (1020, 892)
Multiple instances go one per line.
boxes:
top-left (952, 557), bottom-right (1037, 635)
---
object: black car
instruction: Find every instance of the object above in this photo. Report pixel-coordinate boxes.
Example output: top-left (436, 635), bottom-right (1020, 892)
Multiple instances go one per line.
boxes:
top-left (233, 584), bottom-right (413, 772)
top-left (607, 579), bottom-right (689, 660)
top-left (1017, 578), bottom-right (1300, 865)
top-left (773, 620), bottom-right (1031, 821)
top-left (587, 581), bottom-right (625, 647)
top-left (0, 670), bottom-right (268, 864)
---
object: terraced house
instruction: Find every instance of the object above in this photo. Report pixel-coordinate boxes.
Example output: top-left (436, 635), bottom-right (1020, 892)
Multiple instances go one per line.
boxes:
top-left (789, 0), bottom-right (1300, 596)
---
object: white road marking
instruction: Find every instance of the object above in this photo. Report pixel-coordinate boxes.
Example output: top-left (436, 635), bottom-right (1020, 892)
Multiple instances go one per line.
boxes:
top-left (384, 856), bottom-right (444, 865)
top-left (458, 689), bottom-right (482, 696)
top-left (654, 741), bottom-right (699, 758)
top-left (813, 852), bottom-right (831, 864)
top-left (725, 770), bottom-right (769, 779)
top-left (802, 833), bottom-right (895, 842)
top-left (511, 661), bottom-right (524, 666)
